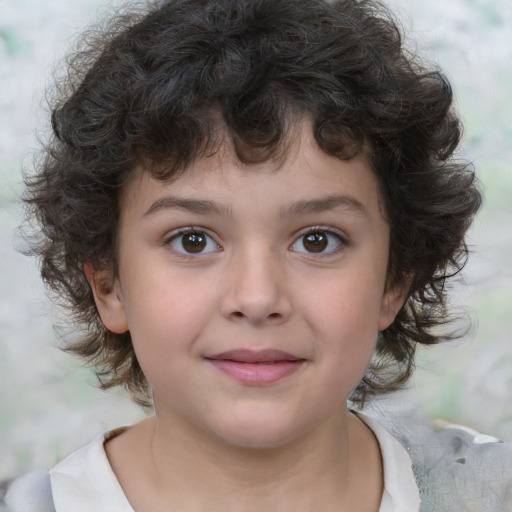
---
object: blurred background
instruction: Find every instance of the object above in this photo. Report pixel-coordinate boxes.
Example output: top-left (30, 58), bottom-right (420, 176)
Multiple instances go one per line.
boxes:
top-left (1, 0), bottom-right (511, 479)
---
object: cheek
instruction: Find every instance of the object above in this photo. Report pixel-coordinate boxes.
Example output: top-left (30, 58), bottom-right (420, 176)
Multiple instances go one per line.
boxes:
top-left (305, 267), bottom-right (385, 336)
top-left (302, 271), bottom-right (384, 384)
top-left (121, 259), bottom-right (216, 331)
top-left (119, 274), bottom-right (217, 378)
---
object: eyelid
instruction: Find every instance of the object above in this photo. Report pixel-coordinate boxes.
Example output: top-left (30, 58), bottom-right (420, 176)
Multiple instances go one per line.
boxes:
top-left (290, 225), bottom-right (348, 255)
top-left (165, 226), bottom-right (222, 256)
top-left (293, 225), bottom-right (348, 243)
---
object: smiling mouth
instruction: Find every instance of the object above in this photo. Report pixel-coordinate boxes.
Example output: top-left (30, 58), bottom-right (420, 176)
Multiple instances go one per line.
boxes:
top-left (206, 349), bottom-right (306, 385)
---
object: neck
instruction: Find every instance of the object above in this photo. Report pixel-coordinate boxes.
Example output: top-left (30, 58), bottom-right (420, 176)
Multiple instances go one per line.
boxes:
top-left (106, 406), bottom-right (382, 512)
top-left (155, 406), bottom-right (348, 501)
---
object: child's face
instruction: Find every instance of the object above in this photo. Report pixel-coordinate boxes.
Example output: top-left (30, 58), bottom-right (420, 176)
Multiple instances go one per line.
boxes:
top-left (92, 126), bottom-right (406, 449)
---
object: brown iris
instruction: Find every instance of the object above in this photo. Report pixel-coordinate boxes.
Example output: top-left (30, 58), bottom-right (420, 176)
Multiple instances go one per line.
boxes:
top-left (181, 232), bottom-right (207, 253)
top-left (303, 232), bottom-right (328, 252)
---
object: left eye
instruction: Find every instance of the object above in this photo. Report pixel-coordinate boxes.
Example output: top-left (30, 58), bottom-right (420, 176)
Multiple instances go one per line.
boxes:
top-left (168, 230), bottom-right (220, 255)
top-left (291, 230), bottom-right (345, 254)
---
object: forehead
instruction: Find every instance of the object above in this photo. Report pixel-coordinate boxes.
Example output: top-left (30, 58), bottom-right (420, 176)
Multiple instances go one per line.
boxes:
top-left (121, 126), bottom-right (385, 223)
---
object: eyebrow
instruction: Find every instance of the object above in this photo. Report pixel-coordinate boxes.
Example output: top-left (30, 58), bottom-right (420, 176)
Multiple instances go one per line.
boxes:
top-left (280, 194), bottom-right (369, 218)
top-left (144, 197), bottom-right (232, 217)
top-left (143, 194), bottom-right (368, 219)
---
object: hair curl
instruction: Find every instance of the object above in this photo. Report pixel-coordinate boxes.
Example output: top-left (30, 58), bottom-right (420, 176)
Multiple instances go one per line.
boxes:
top-left (24, 0), bottom-right (482, 406)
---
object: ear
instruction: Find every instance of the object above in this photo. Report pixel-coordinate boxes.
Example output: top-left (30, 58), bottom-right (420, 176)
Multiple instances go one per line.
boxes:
top-left (84, 263), bottom-right (128, 333)
top-left (378, 277), bottom-right (410, 331)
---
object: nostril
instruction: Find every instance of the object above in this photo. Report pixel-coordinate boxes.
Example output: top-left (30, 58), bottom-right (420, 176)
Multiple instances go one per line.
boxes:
top-left (268, 313), bottom-right (281, 319)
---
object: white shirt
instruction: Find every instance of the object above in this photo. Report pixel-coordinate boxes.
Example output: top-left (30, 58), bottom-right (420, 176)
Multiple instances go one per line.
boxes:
top-left (49, 415), bottom-right (420, 511)
top-left (357, 414), bottom-right (420, 511)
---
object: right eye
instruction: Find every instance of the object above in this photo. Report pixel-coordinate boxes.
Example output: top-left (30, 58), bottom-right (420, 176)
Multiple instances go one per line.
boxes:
top-left (167, 230), bottom-right (221, 255)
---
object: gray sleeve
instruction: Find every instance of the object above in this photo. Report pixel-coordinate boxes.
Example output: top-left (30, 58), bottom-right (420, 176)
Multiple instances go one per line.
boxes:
top-left (0, 472), bottom-right (55, 512)
top-left (389, 416), bottom-right (512, 512)
top-left (416, 427), bottom-right (512, 512)
top-left (363, 409), bottom-right (512, 512)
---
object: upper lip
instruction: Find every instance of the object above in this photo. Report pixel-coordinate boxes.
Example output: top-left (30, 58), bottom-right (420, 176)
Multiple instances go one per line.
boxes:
top-left (206, 349), bottom-right (304, 363)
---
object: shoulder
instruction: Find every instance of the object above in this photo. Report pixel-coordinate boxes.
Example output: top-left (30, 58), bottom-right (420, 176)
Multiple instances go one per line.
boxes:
top-left (0, 427), bottom-right (128, 512)
top-left (377, 410), bottom-right (512, 512)
top-left (0, 471), bottom-right (55, 512)
top-left (49, 427), bottom-right (133, 511)
top-left (415, 423), bottom-right (512, 512)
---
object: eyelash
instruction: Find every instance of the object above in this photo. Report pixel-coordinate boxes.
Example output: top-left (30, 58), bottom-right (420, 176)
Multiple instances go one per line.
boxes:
top-left (290, 226), bottom-right (348, 256)
top-left (165, 228), bottom-right (221, 257)
top-left (164, 226), bottom-right (348, 257)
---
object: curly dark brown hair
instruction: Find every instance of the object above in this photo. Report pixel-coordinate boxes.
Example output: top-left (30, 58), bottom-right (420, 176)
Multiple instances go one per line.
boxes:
top-left (24, 0), bottom-right (481, 406)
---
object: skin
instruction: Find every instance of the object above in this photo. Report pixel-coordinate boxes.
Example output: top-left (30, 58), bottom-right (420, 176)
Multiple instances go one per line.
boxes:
top-left (87, 126), bottom-right (408, 511)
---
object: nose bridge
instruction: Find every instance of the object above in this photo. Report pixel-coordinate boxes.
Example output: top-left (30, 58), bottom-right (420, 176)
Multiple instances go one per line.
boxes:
top-left (223, 240), bottom-right (291, 324)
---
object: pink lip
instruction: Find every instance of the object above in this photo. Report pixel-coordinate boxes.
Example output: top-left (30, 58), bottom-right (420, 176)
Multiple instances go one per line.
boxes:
top-left (206, 349), bottom-right (305, 385)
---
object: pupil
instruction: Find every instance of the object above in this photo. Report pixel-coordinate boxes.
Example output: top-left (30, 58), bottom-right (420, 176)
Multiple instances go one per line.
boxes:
top-left (182, 233), bottom-right (206, 253)
top-left (303, 232), bottom-right (327, 252)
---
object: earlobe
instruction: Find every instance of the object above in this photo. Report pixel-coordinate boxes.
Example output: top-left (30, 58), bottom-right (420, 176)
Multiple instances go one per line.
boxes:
top-left (378, 279), bottom-right (410, 331)
top-left (84, 263), bottom-right (129, 333)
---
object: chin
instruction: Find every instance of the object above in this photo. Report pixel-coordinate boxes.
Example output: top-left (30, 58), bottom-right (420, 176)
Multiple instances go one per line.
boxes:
top-left (207, 411), bottom-right (311, 451)
top-left (216, 428), bottom-right (300, 451)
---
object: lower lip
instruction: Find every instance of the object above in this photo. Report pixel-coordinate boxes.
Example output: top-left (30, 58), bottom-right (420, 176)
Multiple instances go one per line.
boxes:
top-left (208, 359), bottom-right (304, 385)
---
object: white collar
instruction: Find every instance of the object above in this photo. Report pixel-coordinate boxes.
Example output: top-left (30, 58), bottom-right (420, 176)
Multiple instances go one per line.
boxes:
top-left (357, 413), bottom-right (421, 512)
top-left (50, 417), bottom-right (420, 512)
top-left (50, 429), bottom-right (134, 512)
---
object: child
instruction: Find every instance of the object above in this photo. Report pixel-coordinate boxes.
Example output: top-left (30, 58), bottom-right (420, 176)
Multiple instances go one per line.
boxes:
top-left (3, 0), bottom-right (512, 510)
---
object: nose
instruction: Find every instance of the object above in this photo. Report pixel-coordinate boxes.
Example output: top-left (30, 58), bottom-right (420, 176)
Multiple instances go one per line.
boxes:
top-left (220, 245), bottom-right (293, 326)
